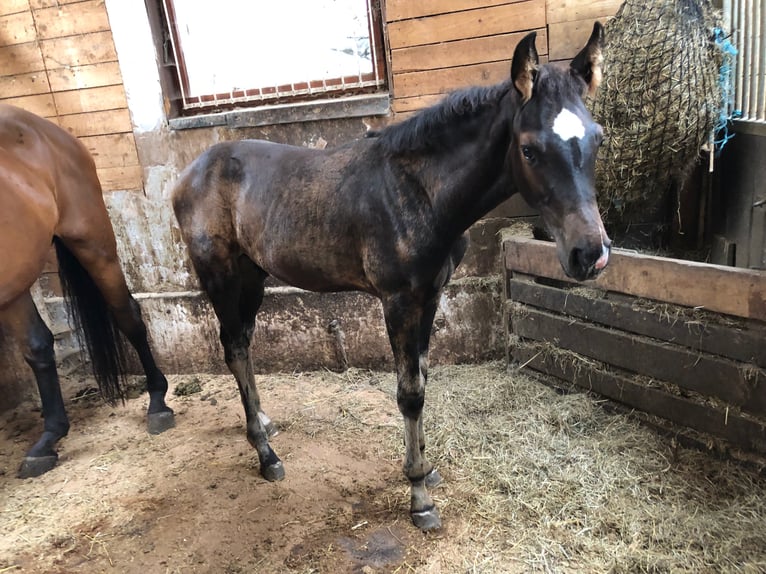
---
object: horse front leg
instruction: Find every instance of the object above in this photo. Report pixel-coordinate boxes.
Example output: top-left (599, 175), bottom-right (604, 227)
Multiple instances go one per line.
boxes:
top-left (3, 292), bottom-right (70, 478)
top-left (383, 293), bottom-right (441, 531)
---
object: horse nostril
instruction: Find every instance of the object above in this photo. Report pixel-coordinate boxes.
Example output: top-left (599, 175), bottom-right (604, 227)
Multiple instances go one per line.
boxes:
top-left (569, 247), bottom-right (586, 278)
top-left (569, 245), bottom-right (603, 280)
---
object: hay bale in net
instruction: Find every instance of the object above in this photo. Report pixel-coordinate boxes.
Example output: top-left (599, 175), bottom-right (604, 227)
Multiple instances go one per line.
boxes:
top-left (592, 0), bottom-right (724, 247)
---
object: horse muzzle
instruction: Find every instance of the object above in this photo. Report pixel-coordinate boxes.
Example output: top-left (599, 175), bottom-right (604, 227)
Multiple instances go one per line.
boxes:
top-left (567, 240), bottom-right (611, 281)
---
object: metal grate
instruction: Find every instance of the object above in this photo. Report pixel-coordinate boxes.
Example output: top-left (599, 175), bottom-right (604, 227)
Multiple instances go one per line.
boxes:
top-left (162, 0), bottom-right (387, 112)
top-left (726, 0), bottom-right (766, 122)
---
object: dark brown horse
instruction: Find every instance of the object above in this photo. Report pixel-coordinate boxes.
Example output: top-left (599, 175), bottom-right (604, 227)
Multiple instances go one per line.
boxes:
top-left (0, 104), bottom-right (175, 478)
top-left (172, 24), bottom-right (609, 530)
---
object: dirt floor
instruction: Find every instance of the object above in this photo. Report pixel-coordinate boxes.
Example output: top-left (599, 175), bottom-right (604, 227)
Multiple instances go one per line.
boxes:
top-left (1, 363), bottom-right (765, 573)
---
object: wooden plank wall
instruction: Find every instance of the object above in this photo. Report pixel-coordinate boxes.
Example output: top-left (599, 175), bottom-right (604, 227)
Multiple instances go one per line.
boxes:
top-left (385, 0), bottom-right (549, 118)
top-left (503, 235), bottom-right (766, 456)
top-left (0, 0), bottom-right (142, 192)
top-left (545, 0), bottom-right (622, 61)
top-left (384, 0), bottom-right (623, 119)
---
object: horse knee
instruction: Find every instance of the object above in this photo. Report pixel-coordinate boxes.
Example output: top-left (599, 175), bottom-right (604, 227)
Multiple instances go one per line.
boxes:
top-left (24, 326), bottom-right (55, 372)
top-left (397, 388), bottom-right (425, 419)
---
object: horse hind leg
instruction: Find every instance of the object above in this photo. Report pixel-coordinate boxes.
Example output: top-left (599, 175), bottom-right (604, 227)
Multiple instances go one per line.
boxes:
top-left (2, 292), bottom-right (70, 478)
top-left (193, 248), bottom-right (283, 481)
top-left (55, 237), bottom-right (174, 434)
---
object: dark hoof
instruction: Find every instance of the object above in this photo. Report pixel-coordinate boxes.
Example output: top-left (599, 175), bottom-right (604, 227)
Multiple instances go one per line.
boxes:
top-left (411, 507), bottom-right (442, 531)
top-left (425, 468), bottom-right (443, 488)
top-left (18, 455), bottom-right (58, 478)
top-left (261, 460), bottom-right (285, 482)
top-left (147, 410), bottom-right (176, 435)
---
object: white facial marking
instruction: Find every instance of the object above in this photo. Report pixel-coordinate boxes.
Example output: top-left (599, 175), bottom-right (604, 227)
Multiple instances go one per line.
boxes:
top-left (552, 108), bottom-right (585, 141)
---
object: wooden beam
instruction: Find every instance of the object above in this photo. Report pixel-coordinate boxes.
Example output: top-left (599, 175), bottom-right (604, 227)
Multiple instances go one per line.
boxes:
top-left (0, 70), bottom-right (50, 98)
top-left (97, 165), bottom-right (144, 193)
top-left (57, 108), bottom-right (132, 138)
top-left (391, 29), bottom-right (547, 74)
top-left (393, 60), bottom-right (511, 100)
top-left (0, 92), bottom-right (55, 116)
top-left (0, 9), bottom-right (35, 46)
top-left (510, 343), bottom-right (766, 455)
top-left (545, 0), bottom-right (622, 24)
top-left (386, 0), bottom-right (521, 22)
top-left (53, 85), bottom-right (128, 114)
top-left (503, 236), bottom-right (766, 321)
top-left (46, 61), bottom-right (123, 91)
top-left (0, 41), bottom-right (44, 75)
top-left (509, 306), bottom-right (766, 416)
top-left (32, 0), bottom-right (110, 39)
top-left (549, 18), bottom-right (615, 61)
top-left (0, 0), bottom-right (30, 17)
top-left (40, 31), bottom-right (117, 69)
top-left (80, 133), bottom-right (139, 169)
top-left (508, 277), bottom-right (766, 367)
top-left (387, 1), bottom-right (545, 49)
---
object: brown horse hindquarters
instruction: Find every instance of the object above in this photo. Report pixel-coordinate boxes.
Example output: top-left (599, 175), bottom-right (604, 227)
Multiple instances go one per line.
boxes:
top-left (0, 103), bottom-right (175, 478)
top-left (0, 157), bottom-right (57, 309)
top-left (175, 140), bottom-right (375, 294)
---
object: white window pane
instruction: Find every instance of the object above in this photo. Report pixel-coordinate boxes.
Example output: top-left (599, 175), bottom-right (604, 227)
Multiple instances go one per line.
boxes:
top-left (170, 0), bottom-right (373, 97)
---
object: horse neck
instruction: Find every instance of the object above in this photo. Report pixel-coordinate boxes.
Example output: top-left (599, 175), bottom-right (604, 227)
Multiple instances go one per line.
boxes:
top-left (415, 93), bottom-right (517, 236)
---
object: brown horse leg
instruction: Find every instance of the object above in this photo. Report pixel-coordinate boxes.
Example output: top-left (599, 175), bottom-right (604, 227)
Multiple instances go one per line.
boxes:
top-left (61, 239), bottom-right (174, 434)
top-left (383, 292), bottom-right (441, 531)
top-left (195, 252), bottom-right (283, 481)
top-left (3, 292), bottom-right (70, 478)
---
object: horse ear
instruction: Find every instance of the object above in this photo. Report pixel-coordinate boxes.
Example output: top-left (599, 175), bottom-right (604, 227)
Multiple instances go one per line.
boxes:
top-left (570, 21), bottom-right (604, 97)
top-left (511, 31), bottom-right (539, 103)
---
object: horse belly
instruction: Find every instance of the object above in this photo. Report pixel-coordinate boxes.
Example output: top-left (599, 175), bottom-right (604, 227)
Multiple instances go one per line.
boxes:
top-left (251, 242), bottom-right (371, 294)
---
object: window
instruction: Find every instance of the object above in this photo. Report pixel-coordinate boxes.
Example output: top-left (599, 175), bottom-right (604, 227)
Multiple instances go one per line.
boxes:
top-left (157, 0), bottom-right (387, 115)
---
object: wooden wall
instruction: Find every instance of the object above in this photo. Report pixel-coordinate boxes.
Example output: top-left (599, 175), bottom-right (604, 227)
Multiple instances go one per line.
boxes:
top-left (0, 0), bottom-right (142, 192)
top-left (503, 235), bottom-right (766, 457)
top-left (546, 0), bottom-right (622, 61)
top-left (384, 0), bottom-right (622, 119)
top-left (385, 0), bottom-right (548, 117)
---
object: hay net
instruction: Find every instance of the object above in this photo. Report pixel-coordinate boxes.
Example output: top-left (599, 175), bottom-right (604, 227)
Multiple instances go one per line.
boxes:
top-left (591, 0), bottom-right (725, 240)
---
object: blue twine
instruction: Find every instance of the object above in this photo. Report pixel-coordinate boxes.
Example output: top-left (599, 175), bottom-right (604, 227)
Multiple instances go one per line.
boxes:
top-left (713, 27), bottom-right (740, 154)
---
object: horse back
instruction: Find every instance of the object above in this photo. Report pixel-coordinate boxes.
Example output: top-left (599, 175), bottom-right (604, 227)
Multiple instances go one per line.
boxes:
top-left (173, 138), bottom-right (392, 292)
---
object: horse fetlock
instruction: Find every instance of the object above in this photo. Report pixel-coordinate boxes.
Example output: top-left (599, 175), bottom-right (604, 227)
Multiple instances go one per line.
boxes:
top-left (425, 468), bottom-right (444, 488)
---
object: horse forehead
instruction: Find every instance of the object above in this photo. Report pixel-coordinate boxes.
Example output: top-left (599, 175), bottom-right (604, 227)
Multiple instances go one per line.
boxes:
top-left (550, 107), bottom-right (587, 141)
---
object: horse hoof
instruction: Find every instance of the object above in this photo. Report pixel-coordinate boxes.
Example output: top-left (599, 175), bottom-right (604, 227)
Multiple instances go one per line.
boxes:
top-left (425, 468), bottom-right (443, 488)
top-left (261, 461), bottom-right (285, 482)
top-left (18, 455), bottom-right (58, 478)
top-left (411, 507), bottom-right (442, 531)
top-left (147, 410), bottom-right (176, 435)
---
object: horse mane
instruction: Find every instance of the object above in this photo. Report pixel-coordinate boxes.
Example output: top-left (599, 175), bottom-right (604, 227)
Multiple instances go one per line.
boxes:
top-left (376, 80), bottom-right (514, 155)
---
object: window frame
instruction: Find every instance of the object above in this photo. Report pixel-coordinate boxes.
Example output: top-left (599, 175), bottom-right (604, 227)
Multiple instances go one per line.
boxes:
top-left (146, 0), bottom-right (390, 128)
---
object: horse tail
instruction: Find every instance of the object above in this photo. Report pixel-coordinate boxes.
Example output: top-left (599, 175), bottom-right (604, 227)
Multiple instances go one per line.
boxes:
top-left (54, 237), bottom-right (127, 404)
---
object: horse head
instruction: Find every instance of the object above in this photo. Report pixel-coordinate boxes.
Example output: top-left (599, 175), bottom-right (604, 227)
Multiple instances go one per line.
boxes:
top-left (509, 23), bottom-right (610, 281)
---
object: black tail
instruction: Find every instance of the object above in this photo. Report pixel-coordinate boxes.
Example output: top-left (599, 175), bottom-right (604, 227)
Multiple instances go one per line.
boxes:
top-left (54, 237), bottom-right (127, 404)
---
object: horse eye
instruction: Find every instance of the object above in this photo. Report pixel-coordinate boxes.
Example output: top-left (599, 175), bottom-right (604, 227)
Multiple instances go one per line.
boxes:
top-left (521, 145), bottom-right (536, 162)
